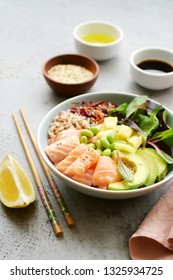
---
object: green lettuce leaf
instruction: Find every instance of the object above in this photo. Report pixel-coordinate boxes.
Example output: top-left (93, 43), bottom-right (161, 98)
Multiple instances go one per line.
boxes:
top-left (125, 95), bottom-right (148, 118)
top-left (149, 128), bottom-right (173, 146)
top-left (147, 141), bottom-right (173, 164)
top-left (108, 103), bottom-right (127, 116)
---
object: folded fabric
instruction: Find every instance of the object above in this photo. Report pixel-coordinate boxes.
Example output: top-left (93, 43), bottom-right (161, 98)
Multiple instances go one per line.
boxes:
top-left (129, 184), bottom-right (173, 260)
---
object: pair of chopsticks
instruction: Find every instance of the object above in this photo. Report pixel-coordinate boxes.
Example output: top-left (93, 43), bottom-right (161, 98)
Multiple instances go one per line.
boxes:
top-left (13, 110), bottom-right (75, 237)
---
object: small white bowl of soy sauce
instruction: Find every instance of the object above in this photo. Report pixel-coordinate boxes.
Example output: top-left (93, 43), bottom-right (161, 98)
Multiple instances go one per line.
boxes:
top-left (130, 47), bottom-right (173, 90)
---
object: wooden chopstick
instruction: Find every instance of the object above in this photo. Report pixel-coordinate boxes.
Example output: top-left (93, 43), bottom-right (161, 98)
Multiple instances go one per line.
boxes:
top-left (20, 109), bottom-right (75, 228)
top-left (13, 113), bottom-right (64, 237)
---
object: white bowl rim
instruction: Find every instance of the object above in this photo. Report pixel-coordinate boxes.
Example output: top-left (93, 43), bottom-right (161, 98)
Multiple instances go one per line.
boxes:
top-left (73, 20), bottom-right (124, 48)
top-left (130, 47), bottom-right (173, 77)
top-left (37, 91), bottom-right (173, 198)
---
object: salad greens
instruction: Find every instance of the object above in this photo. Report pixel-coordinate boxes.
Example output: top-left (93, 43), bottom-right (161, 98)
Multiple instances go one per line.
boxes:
top-left (108, 95), bottom-right (173, 164)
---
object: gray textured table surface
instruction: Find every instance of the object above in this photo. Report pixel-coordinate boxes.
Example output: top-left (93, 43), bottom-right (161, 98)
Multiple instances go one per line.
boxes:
top-left (0, 0), bottom-right (173, 260)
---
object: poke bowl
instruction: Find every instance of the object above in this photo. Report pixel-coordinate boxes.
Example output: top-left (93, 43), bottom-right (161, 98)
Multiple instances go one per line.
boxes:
top-left (37, 92), bottom-right (173, 199)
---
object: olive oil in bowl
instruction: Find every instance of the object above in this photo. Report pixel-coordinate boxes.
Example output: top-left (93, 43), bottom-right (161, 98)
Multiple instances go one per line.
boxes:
top-left (82, 33), bottom-right (116, 44)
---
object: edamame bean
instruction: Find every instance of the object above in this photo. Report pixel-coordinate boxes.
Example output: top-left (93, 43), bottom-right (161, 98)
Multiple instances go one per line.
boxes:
top-left (81, 129), bottom-right (94, 138)
top-left (89, 127), bottom-right (100, 135)
top-left (100, 137), bottom-right (110, 149)
top-left (107, 133), bottom-right (116, 143)
top-left (102, 148), bottom-right (112, 157)
top-left (111, 150), bottom-right (118, 162)
top-left (80, 135), bottom-right (88, 144)
top-left (96, 148), bottom-right (102, 155)
top-left (95, 139), bottom-right (102, 150)
top-left (87, 143), bottom-right (96, 149)
top-left (109, 142), bottom-right (116, 151)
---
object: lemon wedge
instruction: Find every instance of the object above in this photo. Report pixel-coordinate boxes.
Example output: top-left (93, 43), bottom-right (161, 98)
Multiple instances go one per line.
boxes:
top-left (0, 155), bottom-right (36, 208)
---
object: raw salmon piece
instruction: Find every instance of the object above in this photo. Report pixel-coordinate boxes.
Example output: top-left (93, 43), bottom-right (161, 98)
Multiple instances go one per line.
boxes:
top-left (48, 137), bottom-right (57, 145)
top-left (72, 165), bottom-right (96, 186)
top-left (56, 143), bottom-right (88, 174)
top-left (45, 135), bottom-right (80, 165)
top-left (48, 129), bottom-right (81, 145)
top-left (93, 156), bottom-right (121, 189)
top-left (66, 147), bottom-right (99, 177)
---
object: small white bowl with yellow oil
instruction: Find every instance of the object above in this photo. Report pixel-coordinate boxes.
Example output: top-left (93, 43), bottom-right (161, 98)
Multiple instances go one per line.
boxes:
top-left (73, 21), bottom-right (124, 61)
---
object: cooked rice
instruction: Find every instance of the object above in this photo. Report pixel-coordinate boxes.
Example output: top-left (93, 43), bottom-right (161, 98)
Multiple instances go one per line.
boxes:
top-left (48, 109), bottom-right (98, 139)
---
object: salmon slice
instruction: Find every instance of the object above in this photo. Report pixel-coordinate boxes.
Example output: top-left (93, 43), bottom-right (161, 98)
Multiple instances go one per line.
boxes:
top-left (45, 135), bottom-right (80, 165)
top-left (48, 129), bottom-right (80, 145)
top-left (66, 147), bottom-right (99, 177)
top-left (56, 143), bottom-right (88, 174)
top-left (72, 165), bottom-right (96, 186)
top-left (93, 156), bottom-right (121, 189)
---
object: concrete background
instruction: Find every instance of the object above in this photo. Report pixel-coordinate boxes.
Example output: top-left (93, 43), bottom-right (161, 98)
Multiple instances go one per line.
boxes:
top-left (0, 0), bottom-right (173, 260)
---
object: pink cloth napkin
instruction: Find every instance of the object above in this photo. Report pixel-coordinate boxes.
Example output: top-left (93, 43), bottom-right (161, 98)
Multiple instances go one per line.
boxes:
top-left (129, 184), bottom-right (173, 260)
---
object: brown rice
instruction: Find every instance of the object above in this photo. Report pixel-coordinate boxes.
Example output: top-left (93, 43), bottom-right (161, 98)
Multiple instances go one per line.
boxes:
top-left (48, 109), bottom-right (98, 139)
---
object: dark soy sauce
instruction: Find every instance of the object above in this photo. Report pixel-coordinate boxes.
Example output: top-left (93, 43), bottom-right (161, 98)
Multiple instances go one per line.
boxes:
top-left (137, 60), bottom-right (173, 74)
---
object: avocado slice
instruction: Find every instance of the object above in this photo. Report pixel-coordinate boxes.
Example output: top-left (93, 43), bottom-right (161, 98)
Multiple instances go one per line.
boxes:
top-left (136, 149), bottom-right (158, 186)
top-left (144, 148), bottom-right (168, 181)
top-left (109, 152), bottom-right (149, 190)
top-left (112, 141), bottom-right (135, 153)
top-left (109, 181), bottom-right (129, 190)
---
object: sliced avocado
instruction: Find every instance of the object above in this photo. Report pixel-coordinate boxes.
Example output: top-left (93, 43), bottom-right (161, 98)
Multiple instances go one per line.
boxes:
top-left (144, 148), bottom-right (168, 181)
top-left (136, 149), bottom-right (158, 186)
top-left (109, 152), bottom-right (149, 190)
top-left (109, 181), bottom-right (129, 191)
top-left (112, 141), bottom-right (135, 153)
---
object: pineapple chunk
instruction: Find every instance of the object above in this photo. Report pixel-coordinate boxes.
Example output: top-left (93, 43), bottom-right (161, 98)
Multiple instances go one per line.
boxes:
top-left (103, 117), bottom-right (118, 130)
top-left (116, 125), bottom-right (133, 140)
top-left (97, 129), bottom-right (115, 139)
top-left (95, 123), bottom-right (104, 131)
top-left (127, 134), bottom-right (143, 149)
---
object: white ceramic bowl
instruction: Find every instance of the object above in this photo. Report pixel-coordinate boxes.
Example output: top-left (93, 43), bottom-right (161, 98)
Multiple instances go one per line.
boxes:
top-left (130, 47), bottom-right (173, 90)
top-left (73, 21), bottom-right (124, 61)
top-left (37, 91), bottom-right (173, 199)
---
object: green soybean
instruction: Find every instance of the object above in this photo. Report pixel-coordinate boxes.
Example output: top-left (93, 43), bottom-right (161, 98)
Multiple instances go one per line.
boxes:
top-left (100, 137), bottom-right (110, 149)
top-left (81, 129), bottom-right (94, 138)
top-left (107, 133), bottom-right (116, 143)
top-left (96, 148), bottom-right (102, 155)
top-left (87, 143), bottom-right (96, 149)
top-left (109, 142), bottom-right (116, 151)
top-left (89, 126), bottom-right (100, 135)
top-left (111, 150), bottom-right (118, 161)
top-left (102, 148), bottom-right (112, 157)
top-left (95, 139), bottom-right (103, 150)
top-left (80, 135), bottom-right (88, 144)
